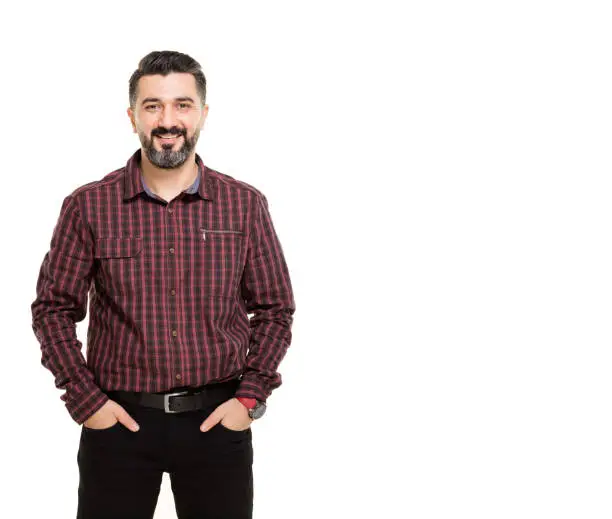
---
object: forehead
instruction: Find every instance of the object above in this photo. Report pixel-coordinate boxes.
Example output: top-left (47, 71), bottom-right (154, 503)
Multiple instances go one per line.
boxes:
top-left (136, 73), bottom-right (199, 103)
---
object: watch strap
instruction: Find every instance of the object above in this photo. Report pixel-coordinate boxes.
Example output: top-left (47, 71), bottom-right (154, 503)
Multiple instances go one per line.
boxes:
top-left (237, 397), bottom-right (257, 410)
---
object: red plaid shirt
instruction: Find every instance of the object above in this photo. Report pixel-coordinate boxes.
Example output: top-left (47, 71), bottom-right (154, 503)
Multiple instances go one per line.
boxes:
top-left (31, 149), bottom-right (296, 424)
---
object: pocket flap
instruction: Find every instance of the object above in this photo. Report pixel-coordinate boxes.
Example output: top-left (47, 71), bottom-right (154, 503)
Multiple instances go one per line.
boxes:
top-left (94, 238), bottom-right (143, 258)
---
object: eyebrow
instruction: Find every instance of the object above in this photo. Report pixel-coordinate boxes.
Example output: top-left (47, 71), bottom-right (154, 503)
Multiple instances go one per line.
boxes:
top-left (141, 96), bottom-right (196, 106)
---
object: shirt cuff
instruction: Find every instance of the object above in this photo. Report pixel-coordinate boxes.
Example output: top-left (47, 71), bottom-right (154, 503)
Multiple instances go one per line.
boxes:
top-left (235, 374), bottom-right (269, 403)
top-left (65, 386), bottom-right (110, 425)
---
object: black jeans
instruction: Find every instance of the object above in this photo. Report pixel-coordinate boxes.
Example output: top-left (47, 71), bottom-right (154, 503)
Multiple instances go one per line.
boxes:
top-left (76, 384), bottom-right (253, 519)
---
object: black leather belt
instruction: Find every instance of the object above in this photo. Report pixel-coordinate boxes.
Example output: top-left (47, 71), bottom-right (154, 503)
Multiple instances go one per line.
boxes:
top-left (106, 378), bottom-right (240, 414)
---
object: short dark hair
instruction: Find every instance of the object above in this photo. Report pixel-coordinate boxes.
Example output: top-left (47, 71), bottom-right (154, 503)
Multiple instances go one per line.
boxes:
top-left (128, 50), bottom-right (207, 108)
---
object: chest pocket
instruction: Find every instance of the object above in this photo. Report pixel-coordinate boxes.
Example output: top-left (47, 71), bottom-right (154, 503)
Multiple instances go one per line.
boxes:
top-left (191, 227), bottom-right (245, 298)
top-left (94, 237), bottom-right (143, 296)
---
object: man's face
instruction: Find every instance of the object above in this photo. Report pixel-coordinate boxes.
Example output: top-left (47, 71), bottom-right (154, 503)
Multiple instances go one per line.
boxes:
top-left (127, 73), bottom-right (208, 169)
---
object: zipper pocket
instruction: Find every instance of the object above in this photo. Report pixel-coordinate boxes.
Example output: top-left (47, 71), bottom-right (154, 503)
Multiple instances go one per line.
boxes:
top-left (199, 227), bottom-right (244, 241)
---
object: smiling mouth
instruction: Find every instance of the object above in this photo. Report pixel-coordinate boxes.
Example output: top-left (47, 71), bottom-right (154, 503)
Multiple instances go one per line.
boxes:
top-left (156, 134), bottom-right (183, 141)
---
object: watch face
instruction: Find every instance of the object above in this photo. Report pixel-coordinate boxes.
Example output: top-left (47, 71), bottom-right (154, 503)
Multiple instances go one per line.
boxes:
top-left (250, 402), bottom-right (266, 419)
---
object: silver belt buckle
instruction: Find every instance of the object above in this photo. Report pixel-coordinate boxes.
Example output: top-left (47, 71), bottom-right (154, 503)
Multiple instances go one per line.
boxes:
top-left (163, 390), bottom-right (190, 413)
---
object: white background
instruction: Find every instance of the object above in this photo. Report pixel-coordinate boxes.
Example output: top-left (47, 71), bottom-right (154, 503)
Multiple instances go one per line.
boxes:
top-left (1, 1), bottom-right (612, 517)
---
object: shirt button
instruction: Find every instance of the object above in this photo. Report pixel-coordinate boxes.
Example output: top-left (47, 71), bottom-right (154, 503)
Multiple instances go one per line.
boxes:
top-left (170, 289), bottom-right (176, 296)
top-left (168, 208), bottom-right (174, 214)
top-left (169, 247), bottom-right (175, 254)
top-left (176, 374), bottom-right (182, 380)
top-left (172, 329), bottom-right (178, 337)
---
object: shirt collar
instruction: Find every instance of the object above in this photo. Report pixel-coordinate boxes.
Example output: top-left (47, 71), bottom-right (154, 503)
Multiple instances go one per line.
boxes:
top-left (123, 148), bottom-right (213, 201)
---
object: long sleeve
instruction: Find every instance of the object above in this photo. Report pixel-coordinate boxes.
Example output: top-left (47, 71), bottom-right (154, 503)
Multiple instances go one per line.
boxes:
top-left (31, 195), bottom-right (109, 424)
top-left (235, 192), bottom-right (296, 402)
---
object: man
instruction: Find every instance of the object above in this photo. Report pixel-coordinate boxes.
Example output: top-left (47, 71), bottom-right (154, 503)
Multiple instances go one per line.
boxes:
top-left (31, 50), bottom-right (296, 519)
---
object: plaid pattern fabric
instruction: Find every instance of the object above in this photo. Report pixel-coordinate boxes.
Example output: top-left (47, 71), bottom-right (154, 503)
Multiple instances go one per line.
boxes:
top-left (31, 149), bottom-right (296, 424)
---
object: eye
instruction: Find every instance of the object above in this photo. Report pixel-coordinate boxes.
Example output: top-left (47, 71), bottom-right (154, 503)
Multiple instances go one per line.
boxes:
top-left (178, 103), bottom-right (191, 109)
top-left (145, 105), bottom-right (159, 111)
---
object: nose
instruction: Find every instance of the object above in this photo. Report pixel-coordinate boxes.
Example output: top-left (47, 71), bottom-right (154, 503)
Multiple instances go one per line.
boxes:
top-left (159, 105), bottom-right (178, 132)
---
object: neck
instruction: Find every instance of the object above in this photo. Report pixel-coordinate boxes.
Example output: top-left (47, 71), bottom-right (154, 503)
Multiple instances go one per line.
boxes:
top-left (139, 150), bottom-right (199, 194)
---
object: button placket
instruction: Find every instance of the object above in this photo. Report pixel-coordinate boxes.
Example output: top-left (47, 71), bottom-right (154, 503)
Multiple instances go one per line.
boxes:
top-left (165, 202), bottom-right (182, 385)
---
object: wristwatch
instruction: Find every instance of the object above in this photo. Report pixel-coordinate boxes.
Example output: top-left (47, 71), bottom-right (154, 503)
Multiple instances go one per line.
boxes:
top-left (237, 397), bottom-right (267, 420)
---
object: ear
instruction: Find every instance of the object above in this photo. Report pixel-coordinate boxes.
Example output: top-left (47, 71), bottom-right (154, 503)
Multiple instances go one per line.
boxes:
top-left (199, 104), bottom-right (209, 130)
top-left (127, 107), bottom-right (137, 133)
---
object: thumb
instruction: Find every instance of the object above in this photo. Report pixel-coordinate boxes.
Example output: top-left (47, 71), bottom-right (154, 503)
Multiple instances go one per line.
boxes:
top-left (113, 404), bottom-right (140, 432)
top-left (200, 408), bottom-right (223, 432)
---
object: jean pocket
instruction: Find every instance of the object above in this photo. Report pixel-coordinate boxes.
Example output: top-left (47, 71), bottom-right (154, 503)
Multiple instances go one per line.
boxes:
top-left (217, 421), bottom-right (251, 433)
top-left (82, 420), bottom-right (122, 433)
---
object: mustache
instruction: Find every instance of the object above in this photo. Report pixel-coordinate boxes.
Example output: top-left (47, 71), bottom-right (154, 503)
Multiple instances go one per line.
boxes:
top-left (151, 127), bottom-right (186, 138)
